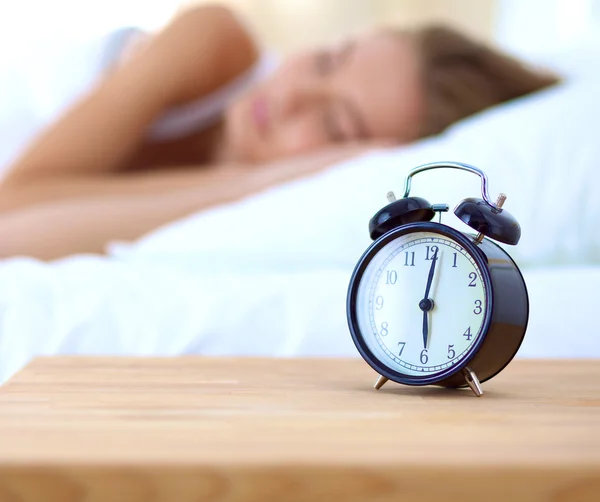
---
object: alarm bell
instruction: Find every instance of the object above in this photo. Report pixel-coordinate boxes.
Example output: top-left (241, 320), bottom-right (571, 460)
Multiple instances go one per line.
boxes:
top-left (454, 197), bottom-right (521, 245)
top-left (369, 196), bottom-right (434, 240)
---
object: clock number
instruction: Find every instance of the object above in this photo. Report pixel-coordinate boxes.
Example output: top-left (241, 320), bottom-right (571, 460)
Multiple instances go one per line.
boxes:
top-left (385, 270), bottom-right (397, 285)
top-left (468, 272), bottom-right (477, 287)
top-left (447, 344), bottom-right (456, 359)
top-left (380, 322), bottom-right (389, 337)
top-left (398, 342), bottom-right (406, 356)
top-left (375, 296), bottom-right (384, 310)
top-left (404, 251), bottom-right (415, 267)
top-left (420, 349), bottom-right (429, 364)
top-left (425, 245), bottom-right (439, 261)
top-left (452, 252), bottom-right (458, 268)
top-left (474, 300), bottom-right (483, 315)
top-left (463, 327), bottom-right (473, 341)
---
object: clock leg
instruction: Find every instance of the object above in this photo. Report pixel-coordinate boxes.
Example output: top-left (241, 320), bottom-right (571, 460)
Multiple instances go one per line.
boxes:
top-left (462, 367), bottom-right (483, 397)
top-left (374, 375), bottom-right (389, 390)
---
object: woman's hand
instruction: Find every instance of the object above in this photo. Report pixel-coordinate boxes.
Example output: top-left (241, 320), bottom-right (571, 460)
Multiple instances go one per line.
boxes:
top-left (245, 143), bottom-right (379, 190)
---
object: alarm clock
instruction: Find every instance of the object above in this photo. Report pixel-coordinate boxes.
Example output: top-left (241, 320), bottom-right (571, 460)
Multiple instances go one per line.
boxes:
top-left (346, 161), bottom-right (529, 396)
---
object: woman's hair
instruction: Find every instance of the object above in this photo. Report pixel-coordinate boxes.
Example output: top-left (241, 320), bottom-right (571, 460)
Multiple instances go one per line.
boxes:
top-left (412, 25), bottom-right (559, 138)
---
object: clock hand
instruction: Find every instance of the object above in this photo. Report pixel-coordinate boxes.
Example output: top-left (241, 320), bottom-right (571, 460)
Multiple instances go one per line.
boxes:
top-left (423, 249), bottom-right (438, 300)
top-left (419, 248), bottom-right (439, 349)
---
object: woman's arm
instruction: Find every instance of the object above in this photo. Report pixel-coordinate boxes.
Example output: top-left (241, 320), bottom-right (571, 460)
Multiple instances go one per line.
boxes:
top-left (0, 172), bottom-right (249, 261)
top-left (0, 147), bottom-right (370, 260)
top-left (0, 145), bottom-right (365, 213)
top-left (2, 5), bottom-right (258, 186)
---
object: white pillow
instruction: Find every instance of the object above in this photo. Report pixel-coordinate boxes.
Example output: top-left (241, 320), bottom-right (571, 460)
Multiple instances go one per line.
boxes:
top-left (115, 78), bottom-right (600, 270)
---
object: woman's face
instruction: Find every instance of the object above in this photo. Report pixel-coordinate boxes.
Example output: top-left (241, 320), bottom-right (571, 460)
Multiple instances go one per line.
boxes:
top-left (223, 30), bottom-right (422, 163)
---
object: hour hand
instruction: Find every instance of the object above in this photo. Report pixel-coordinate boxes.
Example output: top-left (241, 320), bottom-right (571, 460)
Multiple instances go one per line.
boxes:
top-left (419, 298), bottom-right (434, 348)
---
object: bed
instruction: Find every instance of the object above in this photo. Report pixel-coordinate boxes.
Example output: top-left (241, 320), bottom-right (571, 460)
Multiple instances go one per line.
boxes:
top-left (1, 37), bottom-right (599, 384)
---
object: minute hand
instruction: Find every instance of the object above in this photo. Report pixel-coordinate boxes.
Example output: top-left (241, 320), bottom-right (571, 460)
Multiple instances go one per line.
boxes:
top-left (423, 249), bottom-right (439, 301)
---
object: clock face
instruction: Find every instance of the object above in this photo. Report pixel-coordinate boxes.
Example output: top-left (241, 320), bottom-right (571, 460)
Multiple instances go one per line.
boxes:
top-left (350, 226), bottom-right (491, 383)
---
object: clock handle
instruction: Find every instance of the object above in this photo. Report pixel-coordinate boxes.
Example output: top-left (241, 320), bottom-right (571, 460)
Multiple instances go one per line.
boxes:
top-left (402, 161), bottom-right (500, 210)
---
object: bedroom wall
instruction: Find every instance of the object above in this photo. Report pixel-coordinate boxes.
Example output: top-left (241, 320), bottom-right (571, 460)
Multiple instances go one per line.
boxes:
top-left (495, 0), bottom-right (600, 56)
top-left (3, 0), bottom-right (598, 55)
top-left (181, 0), bottom-right (497, 54)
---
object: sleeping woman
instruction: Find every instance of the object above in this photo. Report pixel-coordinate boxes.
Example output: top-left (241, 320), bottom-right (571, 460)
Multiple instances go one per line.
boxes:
top-left (0, 4), bottom-right (558, 260)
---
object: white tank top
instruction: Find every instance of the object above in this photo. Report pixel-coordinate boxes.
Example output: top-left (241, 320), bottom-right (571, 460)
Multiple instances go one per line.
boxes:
top-left (104, 27), bottom-right (278, 142)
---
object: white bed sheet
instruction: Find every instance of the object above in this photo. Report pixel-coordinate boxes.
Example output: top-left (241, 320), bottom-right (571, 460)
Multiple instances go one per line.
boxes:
top-left (0, 253), bottom-right (597, 384)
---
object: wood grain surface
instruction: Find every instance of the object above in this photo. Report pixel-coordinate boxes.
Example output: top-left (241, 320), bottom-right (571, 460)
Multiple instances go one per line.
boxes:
top-left (0, 357), bottom-right (599, 501)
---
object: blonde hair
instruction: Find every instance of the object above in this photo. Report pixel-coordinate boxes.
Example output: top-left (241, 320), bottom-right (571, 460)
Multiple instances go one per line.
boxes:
top-left (413, 25), bottom-right (559, 137)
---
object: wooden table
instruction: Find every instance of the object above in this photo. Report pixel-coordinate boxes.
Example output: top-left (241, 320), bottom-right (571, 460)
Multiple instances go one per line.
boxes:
top-left (0, 357), bottom-right (599, 501)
